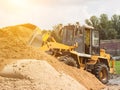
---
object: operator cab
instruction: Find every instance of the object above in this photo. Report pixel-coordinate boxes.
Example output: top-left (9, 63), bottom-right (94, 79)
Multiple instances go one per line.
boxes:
top-left (62, 22), bottom-right (100, 55)
top-left (84, 25), bottom-right (100, 55)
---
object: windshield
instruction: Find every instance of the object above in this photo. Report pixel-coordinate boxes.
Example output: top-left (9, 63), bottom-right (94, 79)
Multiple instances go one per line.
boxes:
top-left (92, 31), bottom-right (99, 47)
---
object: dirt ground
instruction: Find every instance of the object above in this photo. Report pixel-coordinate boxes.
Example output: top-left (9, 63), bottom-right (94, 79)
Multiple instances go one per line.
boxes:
top-left (102, 74), bottom-right (120, 90)
top-left (0, 60), bottom-right (87, 90)
top-left (0, 23), bottom-right (107, 90)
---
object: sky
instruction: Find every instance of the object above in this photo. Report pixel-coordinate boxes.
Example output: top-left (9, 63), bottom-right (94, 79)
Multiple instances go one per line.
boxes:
top-left (0, 0), bottom-right (120, 30)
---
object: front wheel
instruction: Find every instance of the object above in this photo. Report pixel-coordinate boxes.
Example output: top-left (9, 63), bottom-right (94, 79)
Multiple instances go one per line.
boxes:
top-left (58, 56), bottom-right (77, 67)
top-left (93, 63), bottom-right (109, 84)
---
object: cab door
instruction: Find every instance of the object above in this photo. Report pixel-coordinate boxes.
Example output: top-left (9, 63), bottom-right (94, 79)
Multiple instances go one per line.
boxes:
top-left (91, 30), bottom-right (100, 55)
top-left (84, 28), bottom-right (91, 54)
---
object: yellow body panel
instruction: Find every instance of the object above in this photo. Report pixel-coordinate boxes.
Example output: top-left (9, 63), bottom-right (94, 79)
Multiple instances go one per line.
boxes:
top-left (40, 42), bottom-right (76, 51)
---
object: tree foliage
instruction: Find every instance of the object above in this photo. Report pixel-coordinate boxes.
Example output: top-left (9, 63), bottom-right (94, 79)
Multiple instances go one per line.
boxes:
top-left (51, 24), bottom-right (63, 42)
top-left (85, 14), bottom-right (120, 40)
top-left (86, 16), bottom-right (100, 29)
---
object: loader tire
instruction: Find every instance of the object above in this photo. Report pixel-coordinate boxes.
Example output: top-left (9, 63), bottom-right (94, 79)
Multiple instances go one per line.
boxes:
top-left (58, 56), bottom-right (67, 61)
top-left (58, 56), bottom-right (77, 67)
top-left (64, 57), bottom-right (77, 67)
top-left (94, 63), bottom-right (109, 84)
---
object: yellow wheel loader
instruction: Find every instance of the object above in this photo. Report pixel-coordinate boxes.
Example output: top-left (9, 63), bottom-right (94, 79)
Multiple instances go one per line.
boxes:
top-left (28, 23), bottom-right (115, 84)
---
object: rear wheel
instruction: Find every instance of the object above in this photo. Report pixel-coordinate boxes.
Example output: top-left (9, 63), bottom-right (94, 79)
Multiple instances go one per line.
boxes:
top-left (93, 63), bottom-right (109, 84)
top-left (58, 56), bottom-right (77, 67)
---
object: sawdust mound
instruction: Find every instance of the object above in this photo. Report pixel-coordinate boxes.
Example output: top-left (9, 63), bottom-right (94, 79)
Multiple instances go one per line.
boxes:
top-left (0, 60), bottom-right (87, 90)
top-left (0, 24), bottom-right (105, 90)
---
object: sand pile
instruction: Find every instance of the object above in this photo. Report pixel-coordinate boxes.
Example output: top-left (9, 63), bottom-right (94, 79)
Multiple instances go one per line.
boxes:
top-left (0, 24), bottom-right (105, 90)
top-left (0, 60), bottom-right (87, 90)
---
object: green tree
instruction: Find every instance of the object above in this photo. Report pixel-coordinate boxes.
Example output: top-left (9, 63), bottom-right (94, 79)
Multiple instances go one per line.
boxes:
top-left (51, 24), bottom-right (63, 42)
top-left (85, 14), bottom-right (119, 40)
top-left (85, 16), bottom-right (100, 29)
top-left (111, 14), bottom-right (120, 38)
top-left (99, 14), bottom-right (110, 39)
top-left (100, 14), bottom-right (109, 29)
top-left (107, 28), bottom-right (117, 39)
top-left (111, 14), bottom-right (119, 31)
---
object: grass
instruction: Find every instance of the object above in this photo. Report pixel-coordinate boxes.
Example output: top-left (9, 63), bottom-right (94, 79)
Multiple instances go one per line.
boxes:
top-left (114, 61), bottom-right (120, 74)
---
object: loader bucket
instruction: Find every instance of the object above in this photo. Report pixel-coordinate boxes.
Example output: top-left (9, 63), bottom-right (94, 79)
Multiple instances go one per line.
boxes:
top-left (28, 27), bottom-right (43, 48)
